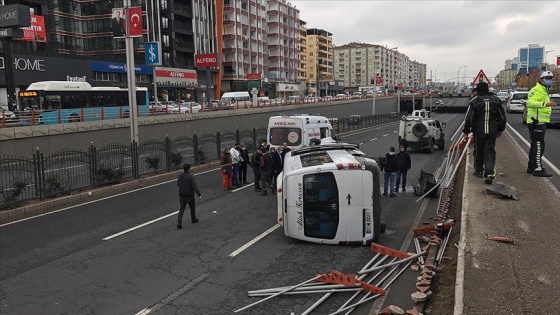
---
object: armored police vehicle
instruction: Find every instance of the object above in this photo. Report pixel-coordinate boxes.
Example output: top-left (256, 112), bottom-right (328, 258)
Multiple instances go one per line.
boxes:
top-left (398, 109), bottom-right (446, 153)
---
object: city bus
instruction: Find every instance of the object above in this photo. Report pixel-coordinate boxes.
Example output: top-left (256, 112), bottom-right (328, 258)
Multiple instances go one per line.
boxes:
top-left (17, 81), bottom-right (149, 125)
top-left (276, 143), bottom-right (382, 245)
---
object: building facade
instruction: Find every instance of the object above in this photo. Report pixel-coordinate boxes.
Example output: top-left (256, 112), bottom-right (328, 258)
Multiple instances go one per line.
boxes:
top-left (0, 0), bottom-right (203, 106)
top-left (333, 42), bottom-right (424, 92)
top-left (297, 20), bottom-right (308, 84)
top-left (219, 0), bottom-right (268, 93)
top-left (518, 44), bottom-right (544, 75)
top-left (305, 28), bottom-right (333, 96)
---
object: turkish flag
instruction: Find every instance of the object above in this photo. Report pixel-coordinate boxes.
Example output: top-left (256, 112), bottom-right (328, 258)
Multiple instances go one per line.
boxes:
top-left (126, 7), bottom-right (143, 37)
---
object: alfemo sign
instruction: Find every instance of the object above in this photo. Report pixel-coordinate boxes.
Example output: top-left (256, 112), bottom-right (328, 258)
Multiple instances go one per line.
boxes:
top-left (0, 4), bottom-right (31, 28)
top-left (0, 57), bottom-right (46, 72)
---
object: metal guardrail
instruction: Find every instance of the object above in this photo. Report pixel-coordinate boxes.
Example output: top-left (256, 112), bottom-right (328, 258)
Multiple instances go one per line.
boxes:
top-left (0, 113), bottom-right (400, 209)
top-left (0, 95), bottom-right (395, 128)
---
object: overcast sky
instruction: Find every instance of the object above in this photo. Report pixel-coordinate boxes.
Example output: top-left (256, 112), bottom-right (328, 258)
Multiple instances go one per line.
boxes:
top-left (292, 0), bottom-right (560, 84)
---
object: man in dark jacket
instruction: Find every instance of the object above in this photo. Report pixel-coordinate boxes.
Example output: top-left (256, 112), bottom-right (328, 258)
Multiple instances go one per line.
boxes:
top-left (463, 82), bottom-right (506, 182)
top-left (259, 147), bottom-right (274, 196)
top-left (395, 145), bottom-right (412, 192)
top-left (280, 142), bottom-right (291, 169)
top-left (177, 163), bottom-right (202, 229)
top-left (251, 147), bottom-right (263, 192)
top-left (271, 146), bottom-right (283, 190)
top-left (238, 143), bottom-right (250, 184)
top-left (383, 146), bottom-right (399, 197)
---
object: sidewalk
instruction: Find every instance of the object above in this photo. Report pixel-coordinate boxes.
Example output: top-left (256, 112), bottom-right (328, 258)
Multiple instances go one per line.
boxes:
top-left (456, 131), bottom-right (560, 314)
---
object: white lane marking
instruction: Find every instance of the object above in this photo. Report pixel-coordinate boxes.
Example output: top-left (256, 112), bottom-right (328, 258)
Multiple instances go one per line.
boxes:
top-left (444, 113), bottom-right (458, 122)
top-left (506, 123), bottom-right (560, 177)
top-left (392, 130), bottom-right (398, 133)
top-left (382, 134), bottom-right (389, 137)
top-left (231, 183), bottom-right (254, 193)
top-left (228, 224), bottom-right (280, 257)
top-left (134, 273), bottom-right (209, 315)
top-left (370, 138), bottom-right (378, 142)
top-left (359, 142), bottom-right (364, 146)
top-left (0, 167), bottom-right (220, 227)
top-left (103, 211), bottom-right (179, 241)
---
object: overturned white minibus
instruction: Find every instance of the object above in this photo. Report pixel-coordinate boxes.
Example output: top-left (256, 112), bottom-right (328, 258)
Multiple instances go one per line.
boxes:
top-left (276, 143), bottom-right (382, 245)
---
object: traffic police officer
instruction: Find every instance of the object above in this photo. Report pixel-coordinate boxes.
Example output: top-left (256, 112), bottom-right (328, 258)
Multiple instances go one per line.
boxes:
top-left (526, 71), bottom-right (557, 177)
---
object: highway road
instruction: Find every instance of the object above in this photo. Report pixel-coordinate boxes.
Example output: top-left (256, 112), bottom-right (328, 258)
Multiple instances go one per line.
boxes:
top-left (0, 110), bottom-right (466, 314)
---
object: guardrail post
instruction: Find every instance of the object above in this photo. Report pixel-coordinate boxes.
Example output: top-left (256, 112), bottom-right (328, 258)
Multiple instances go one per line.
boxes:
top-left (38, 149), bottom-right (46, 198)
top-left (57, 107), bottom-right (61, 124)
top-left (131, 140), bottom-right (139, 178)
top-left (101, 107), bottom-right (105, 120)
top-left (89, 142), bottom-right (96, 186)
top-left (193, 133), bottom-right (199, 165)
top-left (33, 147), bottom-right (42, 198)
top-left (119, 106), bottom-right (123, 119)
top-left (236, 128), bottom-right (241, 144)
top-left (165, 135), bottom-right (171, 172)
top-left (216, 129), bottom-right (221, 160)
top-left (80, 107), bottom-right (84, 122)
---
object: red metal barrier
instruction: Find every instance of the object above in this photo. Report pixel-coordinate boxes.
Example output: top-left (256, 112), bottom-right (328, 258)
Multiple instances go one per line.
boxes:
top-left (31, 109), bottom-right (36, 126)
top-left (165, 104), bottom-right (168, 114)
top-left (80, 107), bottom-right (84, 122)
top-left (1, 111), bottom-right (5, 128)
top-left (178, 103), bottom-right (181, 113)
top-left (57, 107), bottom-right (61, 124)
top-left (190, 103), bottom-right (193, 113)
top-left (119, 106), bottom-right (123, 119)
top-left (101, 106), bottom-right (105, 120)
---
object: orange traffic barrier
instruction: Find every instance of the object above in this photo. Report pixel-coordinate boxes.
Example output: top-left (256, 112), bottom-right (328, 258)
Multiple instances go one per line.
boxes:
top-left (370, 243), bottom-right (412, 259)
top-left (316, 270), bottom-right (386, 295)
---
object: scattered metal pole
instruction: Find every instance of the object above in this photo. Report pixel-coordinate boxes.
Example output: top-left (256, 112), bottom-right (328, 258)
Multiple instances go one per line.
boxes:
top-left (358, 251), bottom-right (425, 275)
top-left (234, 275), bottom-right (322, 313)
top-left (414, 238), bottom-right (425, 265)
top-left (300, 254), bottom-right (383, 315)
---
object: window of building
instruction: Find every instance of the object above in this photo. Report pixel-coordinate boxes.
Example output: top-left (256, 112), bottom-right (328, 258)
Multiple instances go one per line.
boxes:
top-left (160, 0), bottom-right (168, 10)
top-left (163, 34), bottom-right (170, 47)
top-left (162, 17), bottom-right (169, 29)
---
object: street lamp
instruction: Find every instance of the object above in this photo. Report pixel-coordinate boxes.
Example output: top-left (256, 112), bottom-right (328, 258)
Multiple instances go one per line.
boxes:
top-left (457, 66), bottom-right (464, 88)
top-left (434, 65), bottom-right (439, 87)
top-left (545, 50), bottom-right (554, 70)
top-left (463, 65), bottom-right (467, 87)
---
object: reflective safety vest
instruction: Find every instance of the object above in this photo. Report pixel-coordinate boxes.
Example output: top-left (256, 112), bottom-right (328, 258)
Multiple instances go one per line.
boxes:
top-left (526, 83), bottom-right (551, 124)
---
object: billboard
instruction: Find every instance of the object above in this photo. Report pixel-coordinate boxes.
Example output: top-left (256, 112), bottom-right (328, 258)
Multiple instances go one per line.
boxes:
top-left (14, 14), bottom-right (47, 43)
top-left (195, 54), bottom-right (219, 68)
top-left (155, 67), bottom-right (198, 87)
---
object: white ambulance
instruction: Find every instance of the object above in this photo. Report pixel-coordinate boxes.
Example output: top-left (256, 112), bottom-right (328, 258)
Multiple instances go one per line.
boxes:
top-left (276, 143), bottom-right (383, 245)
top-left (267, 114), bottom-right (339, 150)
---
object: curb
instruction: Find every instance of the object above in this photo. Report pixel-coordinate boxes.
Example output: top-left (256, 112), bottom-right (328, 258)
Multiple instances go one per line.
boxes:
top-left (0, 161), bottom-right (221, 223)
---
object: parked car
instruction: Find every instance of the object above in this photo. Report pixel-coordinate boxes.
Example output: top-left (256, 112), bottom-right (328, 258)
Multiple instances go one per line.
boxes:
top-left (286, 95), bottom-right (301, 105)
top-left (1, 108), bottom-right (22, 127)
top-left (351, 92), bottom-right (362, 99)
top-left (506, 91), bottom-right (528, 113)
top-left (496, 91), bottom-right (509, 103)
top-left (323, 95), bottom-right (334, 102)
top-left (335, 93), bottom-right (347, 100)
top-left (171, 102), bottom-right (201, 114)
top-left (365, 91), bottom-right (374, 98)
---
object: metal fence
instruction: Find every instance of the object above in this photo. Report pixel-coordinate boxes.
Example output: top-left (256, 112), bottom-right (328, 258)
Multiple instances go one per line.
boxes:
top-left (0, 113), bottom-right (399, 209)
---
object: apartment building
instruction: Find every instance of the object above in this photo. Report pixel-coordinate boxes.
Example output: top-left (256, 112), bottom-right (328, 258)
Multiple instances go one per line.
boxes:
top-left (333, 42), bottom-right (425, 91)
top-left (305, 28), bottom-right (333, 96)
top-left (298, 20), bottom-right (308, 83)
top-left (193, 0), bottom-right (218, 100)
top-left (220, 0), bottom-right (268, 93)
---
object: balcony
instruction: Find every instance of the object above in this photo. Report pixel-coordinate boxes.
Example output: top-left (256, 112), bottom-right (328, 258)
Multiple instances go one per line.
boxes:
top-left (174, 4), bottom-right (193, 18)
top-left (175, 22), bottom-right (193, 35)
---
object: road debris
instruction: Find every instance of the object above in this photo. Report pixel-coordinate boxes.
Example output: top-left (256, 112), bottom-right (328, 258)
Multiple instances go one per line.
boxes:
top-left (486, 182), bottom-right (519, 200)
top-left (486, 234), bottom-right (515, 244)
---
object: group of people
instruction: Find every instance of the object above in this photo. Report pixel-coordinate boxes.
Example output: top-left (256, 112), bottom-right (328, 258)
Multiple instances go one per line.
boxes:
top-left (221, 140), bottom-right (291, 196)
top-left (463, 70), bottom-right (557, 182)
top-left (383, 145), bottom-right (412, 197)
top-left (250, 140), bottom-right (291, 196)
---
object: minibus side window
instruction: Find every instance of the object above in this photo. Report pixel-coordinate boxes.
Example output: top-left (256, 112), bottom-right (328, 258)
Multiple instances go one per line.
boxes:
top-left (320, 127), bottom-right (328, 139)
top-left (303, 172), bottom-right (339, 239)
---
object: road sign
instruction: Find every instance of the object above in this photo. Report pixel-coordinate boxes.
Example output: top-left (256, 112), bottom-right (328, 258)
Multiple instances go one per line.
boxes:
top-left (145, 42), bottom-right (161, 66)
top-left (472, 69), bottom-right (490, 85)
top-left (398, 83), bottom-right (403, 90)
top-left (248, 80), bottom-right (261, 89)
top-left (376, 76), bottom-right (382, 85)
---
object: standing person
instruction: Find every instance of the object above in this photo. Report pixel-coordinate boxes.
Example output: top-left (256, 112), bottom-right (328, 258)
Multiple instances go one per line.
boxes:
top-left (259, 147), bottom-right (274, 196)
top-left (280, 142), bottom-right (291, 169)
top-left (177, 163), bottom-right (202, 229)
top-left (395, 145), bottom-right (411, 192)
top-left (463, 82), bottom-right (506, 183)
top-left (271, 146), bottom-right (283, 190)
top-left (383, 146), bottom-right (399, 197)
top-left (526, 71), bottom-right (557, 177)
top-left (221, 147), bottom-right (233, 191)
top-left (260, 139), bottom-right (270, 153)
top-left (252, 147), bottom-right (263, 192)
top-left (238, 143), bottom-right (250, 184)
top-left (470, 87), bottom-right (477, 99)
top-left (229, 143), bottom-right (243, 187)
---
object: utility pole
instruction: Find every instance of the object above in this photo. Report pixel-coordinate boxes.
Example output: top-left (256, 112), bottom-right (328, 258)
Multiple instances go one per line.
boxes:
top-left (124, 0), bottom-right (139, 144)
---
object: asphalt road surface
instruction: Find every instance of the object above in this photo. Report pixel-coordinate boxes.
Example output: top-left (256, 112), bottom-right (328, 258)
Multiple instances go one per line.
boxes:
top-left (0, 112), bottom-right (466, 315)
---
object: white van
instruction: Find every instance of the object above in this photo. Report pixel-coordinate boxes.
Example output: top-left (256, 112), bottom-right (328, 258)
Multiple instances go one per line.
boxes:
top-left (267, 114), bottom-right (339, 150)
top-left (220, 91), bottom-right (251, 107)
top-left (276, 143), bottom-right (382, 245)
